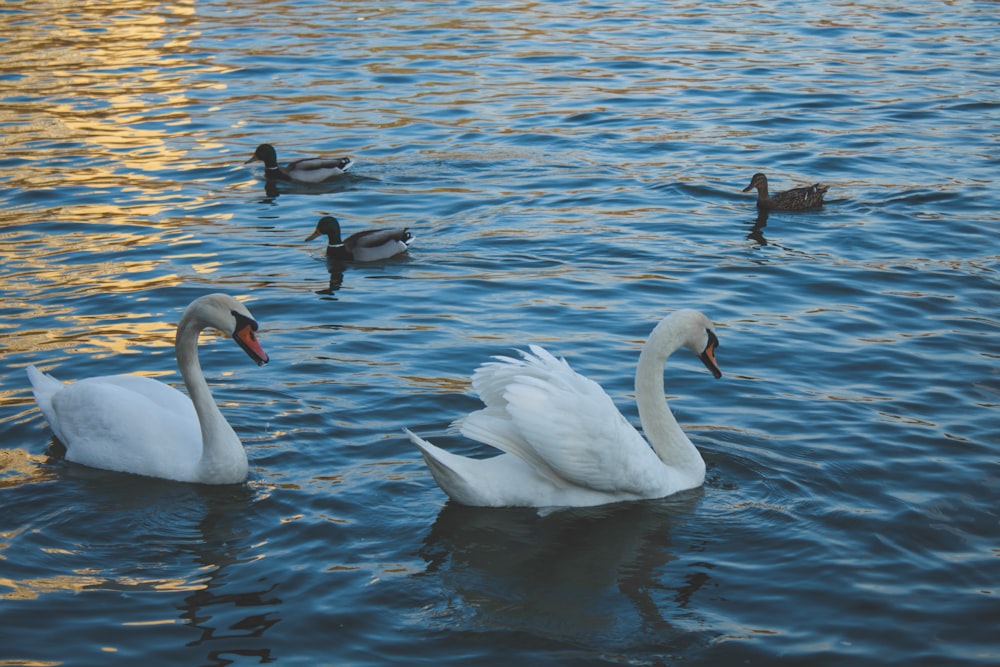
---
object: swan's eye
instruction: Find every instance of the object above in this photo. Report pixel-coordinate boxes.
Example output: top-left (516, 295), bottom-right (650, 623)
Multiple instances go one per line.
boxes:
top-left (706, 329), bottom-right (719, 350)
top-left (231, 310), bottom-right (259, 333)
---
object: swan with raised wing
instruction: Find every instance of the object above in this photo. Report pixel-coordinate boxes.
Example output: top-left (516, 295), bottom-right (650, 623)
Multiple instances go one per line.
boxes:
top-left (405, 309), bottom-right (722, 508)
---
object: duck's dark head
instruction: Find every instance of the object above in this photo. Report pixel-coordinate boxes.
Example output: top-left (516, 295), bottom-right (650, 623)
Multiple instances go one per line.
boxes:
top-left (305, 216), bottom-right (343, 244)
top-left (742, 172), bottom-right (768, 193)
top-left (246, 143), bottom-right (278, 167)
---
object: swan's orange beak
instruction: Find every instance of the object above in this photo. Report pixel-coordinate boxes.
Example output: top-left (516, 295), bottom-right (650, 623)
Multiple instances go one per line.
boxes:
top-left (699, 330), bottom-right (722, 379)
top-left (232, 313), bottom-right (268, 366)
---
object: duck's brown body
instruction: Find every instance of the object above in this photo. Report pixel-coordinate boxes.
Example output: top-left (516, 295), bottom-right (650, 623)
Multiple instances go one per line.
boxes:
top-left (743, 173), bottom-right (828, 210)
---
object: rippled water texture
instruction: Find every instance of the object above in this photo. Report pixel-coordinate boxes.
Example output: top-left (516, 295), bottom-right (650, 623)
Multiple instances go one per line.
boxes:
top-left (1, 1), bottom-right (998, 665)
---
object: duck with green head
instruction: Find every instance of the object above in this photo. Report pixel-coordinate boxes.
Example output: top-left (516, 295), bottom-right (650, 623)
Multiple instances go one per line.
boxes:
top-left (246, 143), bottom-right (352, 183)
top-left (743, 172), bottom-right (828, 211)
top-left (306, 216), bottom-right (413, 262)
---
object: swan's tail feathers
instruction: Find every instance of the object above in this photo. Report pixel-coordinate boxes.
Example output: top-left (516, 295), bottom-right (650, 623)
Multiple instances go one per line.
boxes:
top-left (26, 364), bottom-right (62, 422)
top-left (404, 428), bottom-right (486, 506)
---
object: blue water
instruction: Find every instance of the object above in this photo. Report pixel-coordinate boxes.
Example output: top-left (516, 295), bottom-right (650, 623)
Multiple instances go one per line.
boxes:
top-left (1, 1), bottom-right (998, 665)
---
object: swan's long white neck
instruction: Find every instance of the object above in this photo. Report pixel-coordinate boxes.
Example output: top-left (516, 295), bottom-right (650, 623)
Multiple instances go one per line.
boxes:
top-left (175, 310), bottom-right (246, 483)
top-left (634, 314), bottom-right (706, 477)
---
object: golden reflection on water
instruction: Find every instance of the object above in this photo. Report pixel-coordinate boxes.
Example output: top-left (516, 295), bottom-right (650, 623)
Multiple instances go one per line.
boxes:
top-left (0, 571), bottom-right (205, 601)
top-left (0, 1), bottom-right (238, 368)
top-left (0, 449), bottom-right (54, 488)
top-left (0, 0), bottom-right (210, 185)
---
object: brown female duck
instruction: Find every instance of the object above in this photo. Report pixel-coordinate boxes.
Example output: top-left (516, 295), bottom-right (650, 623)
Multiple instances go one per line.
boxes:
top-left (743, 173), bottom-right (828, 211)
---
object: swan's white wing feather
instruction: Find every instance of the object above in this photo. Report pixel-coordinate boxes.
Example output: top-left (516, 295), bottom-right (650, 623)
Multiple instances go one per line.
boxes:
top-left (503, 369), bottom-right (661, 495)
top-left (462, 345), bottom-right (580, 474)
top-left (470, 345), bottom-right (572, 409)
top-left (85, 374), bottom-right (198, 420)
top-left (465, 346), bottom-right (662, 495)
top-left (457, 410), bottom-right (566, 486)
top-left (46, 376), bottom-right (201, 480)
top-left (469, 355), bottom-right (528, 409)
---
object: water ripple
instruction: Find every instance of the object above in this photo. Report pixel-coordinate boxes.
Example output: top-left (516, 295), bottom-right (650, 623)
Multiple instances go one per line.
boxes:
top-left (1, 1), bottom-right (998, 665)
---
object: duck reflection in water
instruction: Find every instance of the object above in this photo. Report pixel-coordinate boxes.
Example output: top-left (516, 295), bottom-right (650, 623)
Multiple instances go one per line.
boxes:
top-left (259, 176), bottom-right (356, 201)
top-left (417, 495), bottom-right (710, 644)
top-left (317, 260), bottom-right (347, 297)
top-left (747, 208), bottom-right (770, 247)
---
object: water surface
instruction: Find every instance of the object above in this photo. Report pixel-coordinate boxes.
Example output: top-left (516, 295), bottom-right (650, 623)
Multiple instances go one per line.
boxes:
top-left (1, 1), bottom-right (998, 665)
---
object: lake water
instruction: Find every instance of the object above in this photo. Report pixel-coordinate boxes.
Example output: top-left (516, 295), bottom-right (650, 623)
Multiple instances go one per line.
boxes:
top-left (1, 1), bottom-right (998, 665)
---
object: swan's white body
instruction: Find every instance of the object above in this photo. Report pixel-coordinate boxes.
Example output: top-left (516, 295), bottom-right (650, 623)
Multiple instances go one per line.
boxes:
top-left (405, 309), bottom-right (722, 508)
top-left (26, 294), bottom-right (268, 484)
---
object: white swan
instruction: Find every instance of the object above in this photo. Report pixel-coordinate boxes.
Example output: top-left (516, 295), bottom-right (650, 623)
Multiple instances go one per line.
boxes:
top-left (26, 294), bottom-right (269, 484)
top-left (405, 309), bottom-right (722, 508)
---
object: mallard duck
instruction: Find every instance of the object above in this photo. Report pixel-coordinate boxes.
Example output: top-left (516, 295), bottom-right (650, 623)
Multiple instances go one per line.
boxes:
top-left (246, 143), bottom-right (352, 183)
top-left (26, 294), bottom-right (268, 484)
top-left (306, 216), bottom-right (413, 262)
top-left (404, 309), bottom-right (722, 508)
top-left (742, 172), bottom-right (828, 210)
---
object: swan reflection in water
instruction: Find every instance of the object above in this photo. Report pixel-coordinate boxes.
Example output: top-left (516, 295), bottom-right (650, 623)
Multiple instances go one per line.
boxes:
top-left (416, 494), bottom-right (711, 646)
top-left (178, 484), bottom-right (282, 665)
top-left (11, 471), bottom-right (283, 664)
top-left (103, 479), bottom-right (282, 663)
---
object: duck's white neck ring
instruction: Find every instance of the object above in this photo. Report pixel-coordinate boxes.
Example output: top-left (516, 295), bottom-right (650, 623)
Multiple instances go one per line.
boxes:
top-left (328, 243), bottom-right (345, 248)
